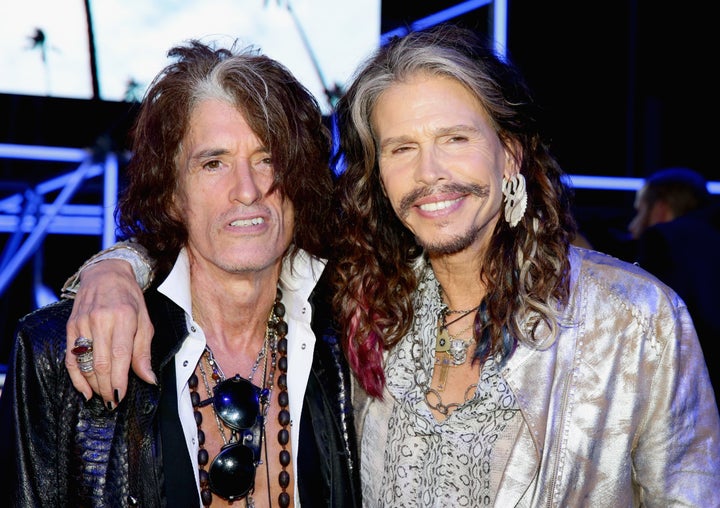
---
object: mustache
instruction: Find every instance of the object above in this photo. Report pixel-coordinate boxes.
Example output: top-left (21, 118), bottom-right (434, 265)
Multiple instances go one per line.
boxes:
top-left (398, 182), bottom-right (490, 217)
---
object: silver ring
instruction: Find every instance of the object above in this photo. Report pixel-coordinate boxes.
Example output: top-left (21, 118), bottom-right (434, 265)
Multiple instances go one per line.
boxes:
top-left (71, 336), bottom-right (94, 373)
top-left (76, 353), bottom-right (94, 373)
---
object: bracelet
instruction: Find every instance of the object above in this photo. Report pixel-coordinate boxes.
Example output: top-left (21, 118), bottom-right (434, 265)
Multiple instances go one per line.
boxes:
top-left (60, 240), bottom-right (155, 298)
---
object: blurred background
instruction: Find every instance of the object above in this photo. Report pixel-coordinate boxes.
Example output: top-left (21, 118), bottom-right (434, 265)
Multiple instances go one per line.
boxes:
top-left (0, 0), bottom-right (715, 366)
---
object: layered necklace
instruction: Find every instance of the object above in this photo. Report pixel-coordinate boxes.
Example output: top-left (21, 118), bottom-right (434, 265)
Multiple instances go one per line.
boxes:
top-left (410, 269), bottom-right (483, 416)
top-left (434, 304), bottom-right (480, 391)
top-left (190, 287), bottom-right (290, 507)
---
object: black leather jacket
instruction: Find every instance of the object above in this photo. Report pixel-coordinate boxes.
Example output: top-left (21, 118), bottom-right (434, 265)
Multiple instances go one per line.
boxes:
top-left (0, 285), bottom-right (361, 507)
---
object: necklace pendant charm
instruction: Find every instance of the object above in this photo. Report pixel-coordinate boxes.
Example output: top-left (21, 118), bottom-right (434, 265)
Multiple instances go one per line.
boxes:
top-left (436, 328), bottom-right (451, 352)
top-left (448, 339), bottom-right (469, 365)
top-left (437, 357), bottom-right (451, 391)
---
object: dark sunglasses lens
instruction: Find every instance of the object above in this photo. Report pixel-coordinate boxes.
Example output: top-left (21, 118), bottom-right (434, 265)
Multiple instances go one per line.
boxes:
top-left (213, 376), bottom-right (260, 430)
top-left (209, 444), bottom-right (255, 500)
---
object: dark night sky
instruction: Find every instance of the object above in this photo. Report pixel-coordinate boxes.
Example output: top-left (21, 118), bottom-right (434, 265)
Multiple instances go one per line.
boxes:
top-left (383, 1), bottom-right (715, 180)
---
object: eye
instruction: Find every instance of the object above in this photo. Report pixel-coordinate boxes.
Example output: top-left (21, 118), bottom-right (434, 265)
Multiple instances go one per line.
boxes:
top-left (254, 155), bottom-right (274, 171)
top-left (202, 159), bottom-right (223, 172)
top-left (390, 144), bottom-right (415, 155)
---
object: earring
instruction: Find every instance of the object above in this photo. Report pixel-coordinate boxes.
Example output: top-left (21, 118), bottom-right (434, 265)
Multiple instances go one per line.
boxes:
top-left (502, 173), bottom-right (527, 227)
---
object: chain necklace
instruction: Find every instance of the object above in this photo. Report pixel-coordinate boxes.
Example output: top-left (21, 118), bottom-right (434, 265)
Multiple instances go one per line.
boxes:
top-left (413, 328), bottom-right (479, 416)
top-left (435, 307), bottom-right (478, 391)
top-left (410, 275), bottom-right (483, 415)
top-left (190, 287), bottom-right (290, 507)
top-left (436, 293), bottom-right (481, 352)
top-left (445, 305), bottom-right (481, 314)
top-left (436, 305), bottom-right (478, 356)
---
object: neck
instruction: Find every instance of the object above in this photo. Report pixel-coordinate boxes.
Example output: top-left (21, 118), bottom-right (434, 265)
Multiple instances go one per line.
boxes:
top-left (428, 253), bottom-right (486, 311)
top-left (187, 250), bottom-right (283, 331)
top-left (436, 277), bottom-right (484, 316)
top-left (191, 277), bottom-right (279, 350)
top-left (193, 285), bottom-right (276, 325)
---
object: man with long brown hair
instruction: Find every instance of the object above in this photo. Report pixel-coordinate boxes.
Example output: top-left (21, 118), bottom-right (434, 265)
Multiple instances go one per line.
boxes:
top-left (0, 39), bottom-right (360, 507)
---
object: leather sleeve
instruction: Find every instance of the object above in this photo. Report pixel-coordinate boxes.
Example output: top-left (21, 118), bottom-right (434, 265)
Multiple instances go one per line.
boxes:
top-left (0, 300), bottom-right (113, 507)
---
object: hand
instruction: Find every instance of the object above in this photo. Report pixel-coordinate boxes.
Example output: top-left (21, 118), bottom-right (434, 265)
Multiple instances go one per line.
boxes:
top-left (65, 259), bottom-right (156, 407)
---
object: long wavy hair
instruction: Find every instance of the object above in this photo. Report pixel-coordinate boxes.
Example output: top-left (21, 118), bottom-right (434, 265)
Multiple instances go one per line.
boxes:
top-left (331, 24), bottom-right (577, 397)
top-left (116, 40), bottom-right (334, 278)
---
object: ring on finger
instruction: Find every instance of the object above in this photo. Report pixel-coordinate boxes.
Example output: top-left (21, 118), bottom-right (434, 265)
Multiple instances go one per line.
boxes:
top-left (76, 352), bottom-right (94, 373)
top-left (71, 336), bottom-right (94, 373)
top-left (71, 336), bottom-right (93, 356)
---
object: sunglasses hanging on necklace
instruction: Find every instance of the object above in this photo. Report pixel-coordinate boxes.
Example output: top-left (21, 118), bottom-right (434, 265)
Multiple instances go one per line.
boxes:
top-left (190, 287), bottom-right (290, 507)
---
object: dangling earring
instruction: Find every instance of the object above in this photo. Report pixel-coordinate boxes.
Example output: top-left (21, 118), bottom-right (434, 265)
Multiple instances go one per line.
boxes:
top-left (502, 173), bottom-right (527, 227)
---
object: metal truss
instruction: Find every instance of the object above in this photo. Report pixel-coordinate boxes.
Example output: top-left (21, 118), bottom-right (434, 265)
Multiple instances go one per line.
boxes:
top-left (0, 142), bottom-right (118, 299)
top-left (381, 0), bottom-right (508, 58)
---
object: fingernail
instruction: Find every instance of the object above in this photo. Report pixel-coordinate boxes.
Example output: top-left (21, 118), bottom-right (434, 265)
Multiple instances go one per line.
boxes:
top-left (106, 401), bottom-right (114, 411)
top-left (114, 389), bottom-right (120, 404)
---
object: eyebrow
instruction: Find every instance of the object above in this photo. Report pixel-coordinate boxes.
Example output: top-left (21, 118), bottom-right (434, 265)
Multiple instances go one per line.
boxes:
top-left (379, 124), bottom-right (481, 150)
top-left (188, 144), bottom-right (272, 163)
top-left (189, 147), bottom-right (229, 163)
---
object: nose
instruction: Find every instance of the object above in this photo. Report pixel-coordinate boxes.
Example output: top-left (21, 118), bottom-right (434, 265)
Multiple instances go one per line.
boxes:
top-left (229, 160), bottom-right (263, 205)
top-left (414, 146), bottom-right (447, 185)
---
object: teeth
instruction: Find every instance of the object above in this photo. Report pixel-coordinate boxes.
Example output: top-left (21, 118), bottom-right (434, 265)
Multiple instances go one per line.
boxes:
top-left (230, 217), bottom-right (265, 227)
top-left (419, 198), bottom-right (460, 212)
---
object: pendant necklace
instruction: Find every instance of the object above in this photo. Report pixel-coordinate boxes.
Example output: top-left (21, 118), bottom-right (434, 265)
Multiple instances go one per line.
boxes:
top-left (435, 305), bottom-right (479, 390)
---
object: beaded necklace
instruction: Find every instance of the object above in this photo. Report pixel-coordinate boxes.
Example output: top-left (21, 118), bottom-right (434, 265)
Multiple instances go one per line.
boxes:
top-left (190, 287), bottom-right (290, 507)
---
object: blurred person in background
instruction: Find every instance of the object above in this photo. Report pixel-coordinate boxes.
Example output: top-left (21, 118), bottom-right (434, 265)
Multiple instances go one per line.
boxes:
top-left (628, 166), bottom-right (712, 240)
top-left (628, 166), bottom-right (720, 398)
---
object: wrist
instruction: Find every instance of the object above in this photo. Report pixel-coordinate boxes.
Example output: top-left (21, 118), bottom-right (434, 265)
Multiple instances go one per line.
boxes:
top-left (61, 241), bottom-right (154, 298)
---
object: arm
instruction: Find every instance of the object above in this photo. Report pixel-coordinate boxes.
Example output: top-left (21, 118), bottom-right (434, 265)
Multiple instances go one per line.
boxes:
top-left (63, 240), bottom-right (156, 406)
top-left (634, 303), bottom-right (720, 503)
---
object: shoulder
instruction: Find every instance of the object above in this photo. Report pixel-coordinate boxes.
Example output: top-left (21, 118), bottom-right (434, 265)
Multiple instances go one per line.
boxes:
top-left (307, 277), bottom-right (350, 380)
top-left (653, 211), bottom-right (716, 238)
top-left (571, 246), bottom-right (677, 300)
top-left (9, 299), bottom-right (75, 381)
top-left (308, 269), bottom-right (335, 335)
top-left (566, 247), bottom-right (692, 349)
top-left (568, 247), bottom-right (688, 328)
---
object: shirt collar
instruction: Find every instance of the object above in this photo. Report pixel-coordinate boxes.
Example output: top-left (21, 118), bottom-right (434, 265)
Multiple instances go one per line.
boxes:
top-left (157, 247), bottom-right (327, 316)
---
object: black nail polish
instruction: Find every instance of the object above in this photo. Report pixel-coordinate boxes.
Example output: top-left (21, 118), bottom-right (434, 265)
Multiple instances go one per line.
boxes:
top-left (114, 389), bottom-right (120, 404)
top-left (107, 401), bottom-right (114, 411)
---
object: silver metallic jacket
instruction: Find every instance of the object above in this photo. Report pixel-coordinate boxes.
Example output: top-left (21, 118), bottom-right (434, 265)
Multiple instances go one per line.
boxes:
top-left (356, 247), bottom-right (720, 507)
